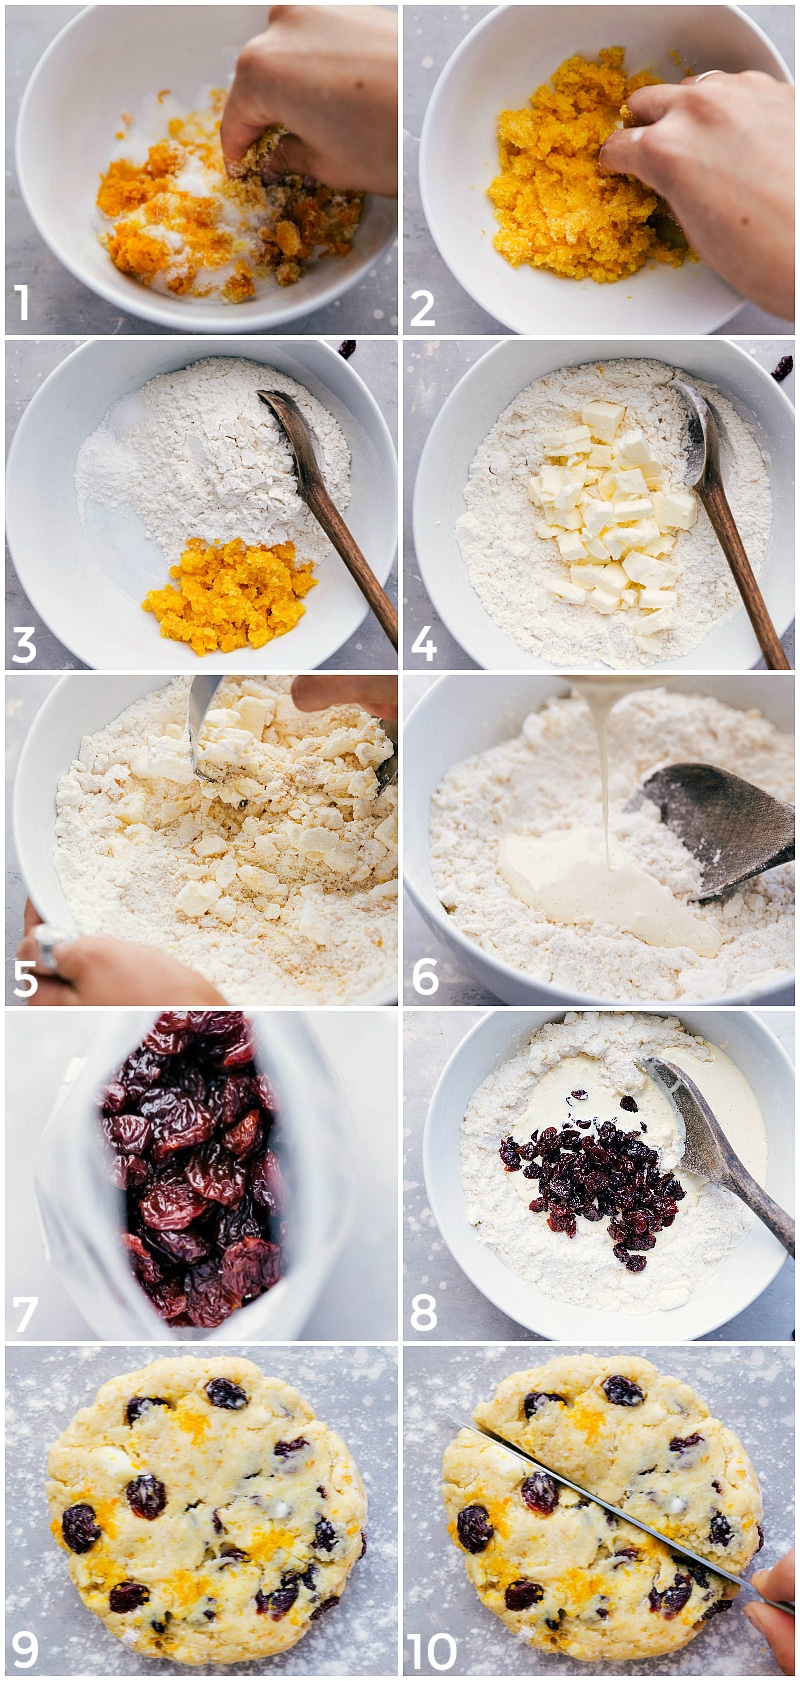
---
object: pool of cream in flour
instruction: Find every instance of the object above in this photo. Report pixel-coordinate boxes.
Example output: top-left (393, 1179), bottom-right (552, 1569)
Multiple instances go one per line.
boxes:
top-left (464, 1032), bottom-right (767, 1314)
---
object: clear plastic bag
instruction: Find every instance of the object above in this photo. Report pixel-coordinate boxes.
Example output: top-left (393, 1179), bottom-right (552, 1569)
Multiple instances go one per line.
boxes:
top-left (34, 1010), bottom-right (353, 1340)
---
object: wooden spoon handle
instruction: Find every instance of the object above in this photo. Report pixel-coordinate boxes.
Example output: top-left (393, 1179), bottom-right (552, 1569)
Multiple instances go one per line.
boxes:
top-left (304, 482), bottom-right (398, 650)
top-left (701, 479), bottom-right (790, 670)
top-left (722, 1166), bottom-right (796, 1257)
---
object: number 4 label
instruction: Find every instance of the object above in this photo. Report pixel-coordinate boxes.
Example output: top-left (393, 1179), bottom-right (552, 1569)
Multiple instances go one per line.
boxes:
top-left (411, 624), bottom-right (437, 662)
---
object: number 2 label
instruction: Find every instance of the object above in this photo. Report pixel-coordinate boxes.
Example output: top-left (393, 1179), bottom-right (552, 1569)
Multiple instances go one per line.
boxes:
top-left (409, 289), bottom-right (436, 328)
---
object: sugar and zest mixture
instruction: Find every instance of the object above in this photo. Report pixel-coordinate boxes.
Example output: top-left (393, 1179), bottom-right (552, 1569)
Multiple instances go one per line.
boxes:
top-left (142, 537), bottom-right (317, 656)
top-left (489, 49), bottom-right (692, 283)
top-left (462, 1012), bottom-right (753, 1314)
top-left (456, 360), bottom-right (772, 669)
top-left (55, 678), bottom-right (397, 1004)
top-left (96, 87), bottom-right (363, 299)
top-left (430, 689), bottom-right (793, 1001)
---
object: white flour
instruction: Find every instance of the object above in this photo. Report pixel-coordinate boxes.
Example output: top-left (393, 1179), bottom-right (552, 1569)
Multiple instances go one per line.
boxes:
top-left (461, 1012), bottom-right (754, 1314)
top-left (456, 359), bottom-right (772, 668)
top-left (54, 677), bottom-right (397, 1005)
top-left (430, 688), bottom-right (794, 1001)
top-left (75, 358), bottom-right (351, 566)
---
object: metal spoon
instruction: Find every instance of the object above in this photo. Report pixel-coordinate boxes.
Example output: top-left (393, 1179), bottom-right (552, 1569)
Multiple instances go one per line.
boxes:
top-left (257, 390), bottom-right (398, 650)
top-left (643, 1056), bottom-right (795, 1257)
top-left (670, 379), bottom-right (790, 670)
top-left (375, 720), bottom-right (398, 792)
top-left (457, 1421), bottom-right (794, 1614)
top-left (188, 675), bottom-right (222, 773)
top-left (634, 762), bottom-right (795, 900)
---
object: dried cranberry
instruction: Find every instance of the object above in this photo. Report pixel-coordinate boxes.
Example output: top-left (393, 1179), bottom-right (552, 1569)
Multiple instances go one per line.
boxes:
top-left (126, 1475), bottom-right (167, 1520)
top-left (504, 1580), bottom-right (544, 1610)
top-left (218, 1546), bottom-right (249, 1565)
top-left (528, 1198), bottom-right (548, 1213)
top-left (221, 1237), bottom-right (282, 1300)
top-left (625, 1254), bottom-right (647, 1272)
top-left (123, 1233), bottom-right (165, 1288)
top-left (226, 1109), bottom-right (262, 1158)
top-left (104, 1112), bottom-right (152, 1155)
top-left (521, 1473), bottom-right (559, 1515)
top-left (619, 1095), bottom-right (638, 1112)
top-left (772, 354), bottom-right (794, 383)
top-left (144, 1012), bottom-right (194, 1056)
top-left (150, 1229), bottom-right (211, 1265)
top-left (119, 1046), bottom-right (164, 1097)
top-left (254, 1073), bottom-right (278, 1110)
top-left (275, 1436), bottom-right (309, 1458)
top-left (648, 1587), bottom-right (663, 1613)
top-left (702, 1597), bottom-right (734, 1619)
top-left (139, 1180), bottom-right (208, 1231)
top-left (140, 1091), bottom-right (216, 1161)
top-left (186, 1143), bottom-right (246, 1207)
top-left (310, 1597), bottom-right (340, 1620)
top-left (145, 1278), bottom-right (189, 1321)
top-left (456, 1504), bottom-right (494, 1553)
top-left (126, 1396), bottom-right (170, 1425)
top-left (214, 1197), bottom-right (263, 1247)
top-left (222, 1026), bottom-right (256, 1068)
top-left (108, 1153), bottom-right (150, 1191)
top-left (523, 1391), bottom-right (566, 1418)
top-left (602, 1375), bottom-right (644, 1407)
top-left (756, 1524), bottom-right (765, 1552)
top-left (250, 1149), bottom-right (285, 1214)
top-left (662, 1574), bottom-right (692, 1618)
top-left (709, 1511), bottom-right (733, 1547)
top-left (62, 1503), bottom-right (101, 1553)
top-left (110, 1582), bottom-right (150, 1612)
top-left (255, 1584), bottom-right (297, 1619)
top-left (314, 1518), bottom-right (337, 1551)
top-left (499, 1137), bottom-right (522, 1171)
top-left (359, 1531), bottom-right (367, 1558)
top-left (670, 1433), bottom-right (704, 1455)
top-left (570, 1089), bottom-right (588, 1101)
top-left (612, 1547), bottom-right (640, 1567)
top-left (181, 1268), bottom-right (237, 1326)
top-left (205, 1377), bottom-right (248, 1409)
top-left (100, 1081), bottom-right (128, 1114)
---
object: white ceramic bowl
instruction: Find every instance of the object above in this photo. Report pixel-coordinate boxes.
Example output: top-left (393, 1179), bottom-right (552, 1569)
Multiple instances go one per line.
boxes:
top-left (404, 673), bottom-right (795, 1006)
top-left (423, 1007), bottom-right (794, 1340)
top-left (6, 339), bottom-right (397, 672)
top-left (413, 338), bottom-right (795, 672)
top-left (14, 675), bottom-right (398, 1006)
top-left (16, 5), bottom-right (397, 333)
top-left (419, 4), bottom-right (792, 335)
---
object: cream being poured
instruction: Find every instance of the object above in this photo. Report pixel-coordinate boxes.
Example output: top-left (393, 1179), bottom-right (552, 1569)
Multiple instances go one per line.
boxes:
top-left (498, 679), bottom-right (721, 958)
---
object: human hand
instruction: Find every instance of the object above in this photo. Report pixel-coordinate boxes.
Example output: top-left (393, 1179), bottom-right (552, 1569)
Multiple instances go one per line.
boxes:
top-left (17, 901), bottom-right (226, 1007)
top-left (291, 674), bottom-right (397, 719)
top-left (221, 4), bottom-right (398, 195)
top-left (743, 1551), bottom-right (795, 1674)
top-left (599, 73), bottom-right (794, 319)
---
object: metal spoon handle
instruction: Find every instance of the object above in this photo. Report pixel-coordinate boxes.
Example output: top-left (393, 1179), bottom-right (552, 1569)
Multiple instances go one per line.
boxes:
top-left (700, 479), bottom-right (790, 670)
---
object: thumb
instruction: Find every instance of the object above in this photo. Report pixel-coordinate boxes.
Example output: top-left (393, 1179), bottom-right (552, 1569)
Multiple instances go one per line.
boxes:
top-left (598, 123), bottom-right (662, 186)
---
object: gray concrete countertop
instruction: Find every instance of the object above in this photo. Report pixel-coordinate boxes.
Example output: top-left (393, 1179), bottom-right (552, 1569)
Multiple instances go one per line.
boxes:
top-left (5, 337), bottom-right (398, 671)
top-left (403, 1342), bottom-right (793, 1676)
top-left (402, 674), bottom-right (796, 1007)
top-left (403, 5), bottom-right (795, 336)
top-left (402, 1008), bottom-right (795, 1344)
top-left (6, 6), bottom-right (397, 338)
top-left (402, 338), bottom-right (795, 669)
top-left (6, 1342), bottom-right (397, 1675)
top-left (5, 1008), bottom-right (397, 1341)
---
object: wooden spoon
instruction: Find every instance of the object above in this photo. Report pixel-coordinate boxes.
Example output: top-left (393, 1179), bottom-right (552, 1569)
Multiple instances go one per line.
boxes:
top-left (257, 390), bottom-right (398, 650)
top-left (643, 1055), bottom-right (795, 1257)
top-left (670, 378), bottom-right (790, 670)
top-left (635, 762), bottom-right (795, 900)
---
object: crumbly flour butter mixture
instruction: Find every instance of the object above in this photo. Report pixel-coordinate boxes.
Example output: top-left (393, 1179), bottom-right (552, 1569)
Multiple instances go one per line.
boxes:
top-left (55, 677), bottom-right (396, 1003)
top-left (430, 688), bottom-right (793, 1001)
top-left (75, 357), bottom-right (350, 568)
top-left (456, 360), bottom-right (772, 668)
top-left (462, 1012), bottom-right (760, 1314)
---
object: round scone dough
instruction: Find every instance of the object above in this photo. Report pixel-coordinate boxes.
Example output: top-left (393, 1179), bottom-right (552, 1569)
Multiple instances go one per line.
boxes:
top-left (47, 1355), bottom-right (367, 1666)
top-left (442, 1354), bottom-right (763, 1663)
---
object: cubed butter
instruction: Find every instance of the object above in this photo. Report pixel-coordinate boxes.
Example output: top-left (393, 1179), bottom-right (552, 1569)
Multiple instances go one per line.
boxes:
top-left (540, 424), bottom-right (591, 452)
top-left (556, 532), bottom-right (587, 563)
top-left (590, 587), bottom-right (622, 614)
top-left (587, 445), bottom-right (613, 467)
top-left (639, 587), bottom-right (678, 609)
top-left (613, 427), bottom-right (657, 468)
top-left (612, 467), bottom-right (648, 497)
top-left (546, 580), bottom-right (586, 604)
top-left (580, 400), bottom-right (625, 444)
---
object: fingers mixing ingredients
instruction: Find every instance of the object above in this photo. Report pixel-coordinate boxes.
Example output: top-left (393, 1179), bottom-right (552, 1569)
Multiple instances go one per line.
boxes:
top-left (18, 902), bottom-right (225, 1007)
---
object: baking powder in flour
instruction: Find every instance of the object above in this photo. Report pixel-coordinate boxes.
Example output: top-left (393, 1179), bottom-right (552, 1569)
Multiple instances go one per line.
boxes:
top-left (462, 1012), bottom-right (755, 1314)
top-left (456, 359), bottom-right (772, 668)
top-left (75, 357), bottom-right (351, 566)
top-left (430, 688), bottom-right (794, 1001)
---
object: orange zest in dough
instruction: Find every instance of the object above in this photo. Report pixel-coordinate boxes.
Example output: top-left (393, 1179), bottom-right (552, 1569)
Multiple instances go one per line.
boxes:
top-left (490, 47), bottom-right (694, 283)
top-left (142, 537), bottom-right (317, 656)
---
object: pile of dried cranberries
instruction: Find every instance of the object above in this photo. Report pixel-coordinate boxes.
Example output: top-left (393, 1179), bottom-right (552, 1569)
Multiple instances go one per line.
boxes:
top-left (499, 1093), bottom-right (685, 1272)
top-left (99, 1011), bottom-right (285, 1326)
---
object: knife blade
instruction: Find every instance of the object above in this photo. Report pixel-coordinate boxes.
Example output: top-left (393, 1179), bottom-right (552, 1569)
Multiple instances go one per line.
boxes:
top-left (456, 1421), bottom-right (793, 1616)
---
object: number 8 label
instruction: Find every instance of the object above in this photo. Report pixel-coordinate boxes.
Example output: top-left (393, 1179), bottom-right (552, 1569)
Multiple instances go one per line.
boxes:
top-left (411, 1293), bottom-right (437, 1332)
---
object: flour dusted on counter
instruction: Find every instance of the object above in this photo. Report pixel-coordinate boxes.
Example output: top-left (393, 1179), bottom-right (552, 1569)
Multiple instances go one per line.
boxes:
top-left (462, 1012), bottom-right (758, 1314)
top-left (54, 677), bottom-right (397, 1004)
top-left (430, 688), bottom-right (794, 1001)
top-left (456, 359), bottom-right (772, 668)
top-left (74, 358), bottom-right (351, 565)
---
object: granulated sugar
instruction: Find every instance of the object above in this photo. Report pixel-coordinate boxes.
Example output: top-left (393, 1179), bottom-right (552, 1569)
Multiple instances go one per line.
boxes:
top-left (430, 688), bottom-right (793, 1001)
top-left (461, 1012), bottom-right (752, 1314)
top-left (55, 676), bottom-right (397, 1004)
top-left (456, 359), bottom-right (772, 668)
top-left (75, 357), bottom-right (351, 567)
